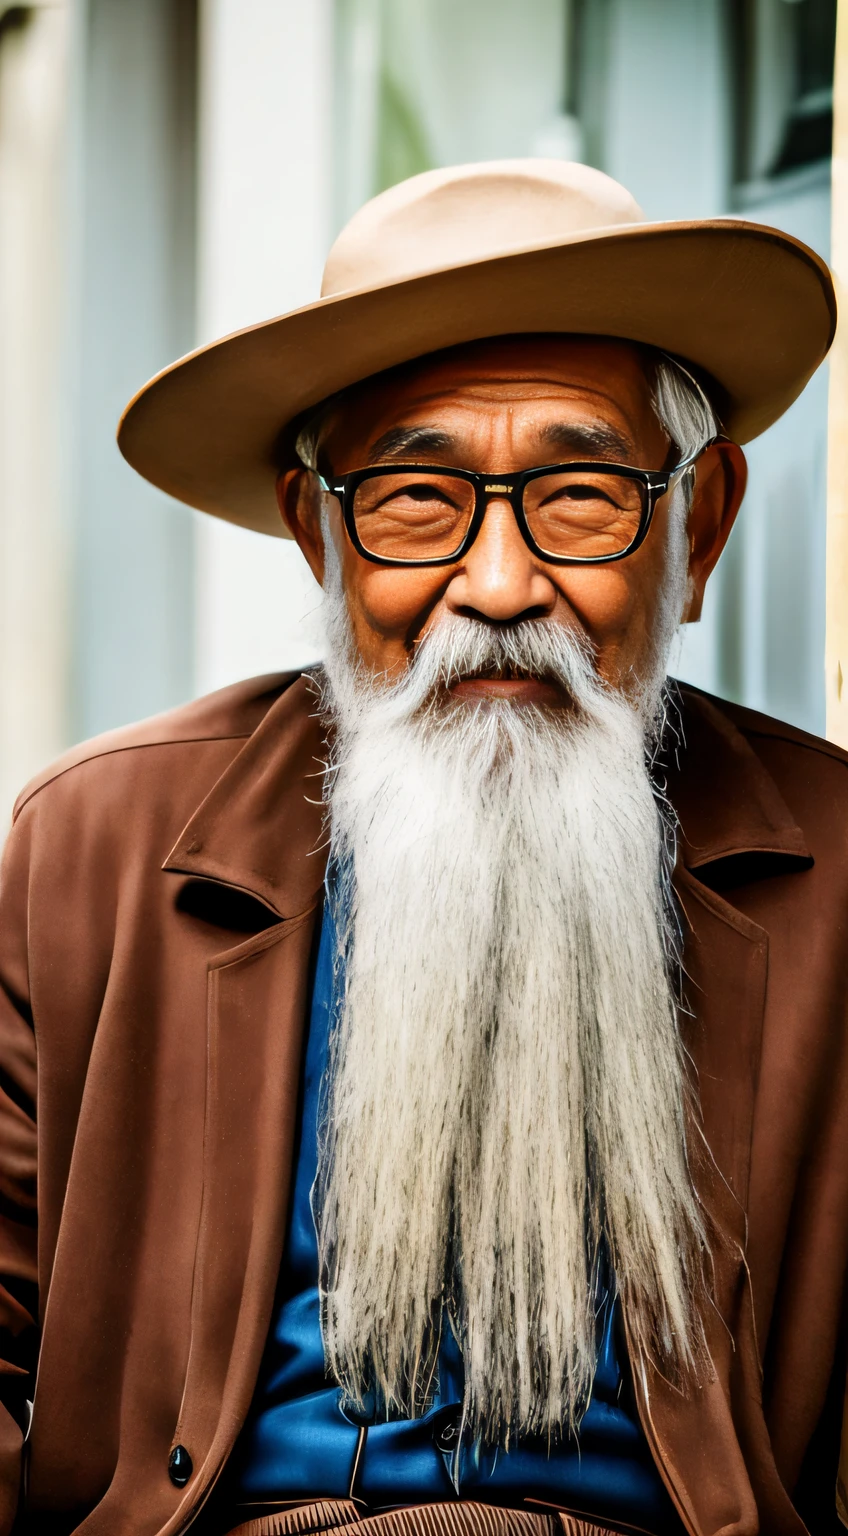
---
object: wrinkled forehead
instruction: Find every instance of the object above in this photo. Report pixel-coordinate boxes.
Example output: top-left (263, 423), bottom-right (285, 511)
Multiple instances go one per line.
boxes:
top-left (317, 334), bottom-right (666, 466)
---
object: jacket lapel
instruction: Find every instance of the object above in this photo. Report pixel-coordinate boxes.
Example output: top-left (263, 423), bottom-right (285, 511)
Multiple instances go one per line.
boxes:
top-left (167, 912), bottom-right (320, 1531)
top-left (631, 689), bottom-right (813, 1536)
top-left (163, 673), bottom-right (329, 920)
top-left (157, 677), bottom-right (330, 1533)
top-left (632, 865), bottom-right (768, 1536)
top-left (663, 689), bottom-right (811, 1235)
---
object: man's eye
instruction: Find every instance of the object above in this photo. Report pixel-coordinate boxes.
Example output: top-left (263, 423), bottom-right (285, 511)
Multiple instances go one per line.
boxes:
top-left (545, 483), bottom-right (617, 506)
top-left (385, 483), bottom-right (463, 510)
top-left (397, 483), bottom-right (456, 504)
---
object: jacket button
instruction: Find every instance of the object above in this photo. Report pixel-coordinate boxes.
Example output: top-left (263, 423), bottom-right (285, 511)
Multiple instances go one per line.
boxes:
top-left (168, 1444), bottom-right (193, 1487)
top-left (433, 1411), bottom-right (461, 1454)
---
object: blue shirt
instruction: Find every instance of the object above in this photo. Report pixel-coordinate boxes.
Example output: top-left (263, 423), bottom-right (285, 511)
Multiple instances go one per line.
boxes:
top-left (227, 890), bottom-right (682, 1531)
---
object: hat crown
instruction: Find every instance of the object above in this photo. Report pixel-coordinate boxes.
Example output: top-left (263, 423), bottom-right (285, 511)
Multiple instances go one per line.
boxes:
top-left (321, 159), bottom-right (645, 298)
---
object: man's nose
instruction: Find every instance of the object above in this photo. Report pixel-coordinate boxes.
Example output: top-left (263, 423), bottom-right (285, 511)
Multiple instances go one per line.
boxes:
top-left (444, 498), bottom-right (559, 622)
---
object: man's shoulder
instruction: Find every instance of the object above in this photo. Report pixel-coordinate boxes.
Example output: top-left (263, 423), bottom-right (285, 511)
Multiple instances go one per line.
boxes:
top-left (675, 681), bottom-right (848, 835)
top-left (12, 671), bottom-right (305, 824)
top-left (677, 681), bottom-right (848, 769)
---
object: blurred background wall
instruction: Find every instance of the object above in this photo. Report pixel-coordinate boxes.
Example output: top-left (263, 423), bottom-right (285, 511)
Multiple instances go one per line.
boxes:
top-left (0, 0), bottom-right (837, 818)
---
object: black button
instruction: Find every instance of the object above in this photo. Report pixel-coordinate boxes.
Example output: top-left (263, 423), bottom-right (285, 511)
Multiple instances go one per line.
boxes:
top-left (433, 1411), bottom-right (461, 1454)
top-left (168, 1444), bottom-right (193, 1487)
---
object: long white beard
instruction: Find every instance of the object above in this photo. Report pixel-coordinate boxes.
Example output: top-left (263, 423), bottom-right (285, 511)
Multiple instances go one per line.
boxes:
top-left (312, 583), bottom-right (706, 1449)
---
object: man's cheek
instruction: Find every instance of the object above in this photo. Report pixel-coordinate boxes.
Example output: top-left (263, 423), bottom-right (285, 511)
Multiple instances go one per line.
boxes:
top-left (353, 568), bottom-right (446, 649)
top-left (553, 565), bottom-right (641, 648)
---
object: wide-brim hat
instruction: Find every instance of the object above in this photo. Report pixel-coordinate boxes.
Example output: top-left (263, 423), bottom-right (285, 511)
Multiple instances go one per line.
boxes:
top-left (117, 159), bottom-right (836, 539)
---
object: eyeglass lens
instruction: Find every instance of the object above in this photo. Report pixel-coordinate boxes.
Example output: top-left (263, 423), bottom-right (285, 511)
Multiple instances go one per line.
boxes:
top-left (351, 469), bottom-right (645, 561)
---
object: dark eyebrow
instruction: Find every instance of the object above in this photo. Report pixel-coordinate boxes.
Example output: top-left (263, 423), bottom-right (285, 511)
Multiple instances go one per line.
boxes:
top-left (539, 421), bottom-right (636, 462)
top-left (365, 425), bottom-right (457, 465)
top-left (365, 419), bottom-right (637, 468)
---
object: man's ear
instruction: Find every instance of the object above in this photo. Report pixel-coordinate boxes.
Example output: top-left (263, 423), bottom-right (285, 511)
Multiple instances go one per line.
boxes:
top-left (276, 468), bottom-right (326, 585)
top-left (683, 442), bottom-right (748, 623)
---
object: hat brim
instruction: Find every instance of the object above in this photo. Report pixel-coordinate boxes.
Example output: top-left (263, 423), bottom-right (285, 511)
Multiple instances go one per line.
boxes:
top-left (117, 218), bottom-right (836, 538)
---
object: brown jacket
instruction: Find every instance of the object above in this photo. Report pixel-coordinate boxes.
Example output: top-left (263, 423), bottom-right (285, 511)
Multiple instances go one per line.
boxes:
top-left (0, 673), bottom-right (847, 1536)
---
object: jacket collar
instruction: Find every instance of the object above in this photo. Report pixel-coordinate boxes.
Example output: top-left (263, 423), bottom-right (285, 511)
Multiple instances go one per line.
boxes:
top-left (163, 673), bottom-right (811, 911)
top-left (662, 685), bottom-right (811, 882)
top-left (163, 674), bottom-right (329, 918)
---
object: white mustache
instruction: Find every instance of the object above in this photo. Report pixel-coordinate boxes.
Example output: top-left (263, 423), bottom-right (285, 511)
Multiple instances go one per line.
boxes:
top-left (337, 614), bottom-right (616, 737)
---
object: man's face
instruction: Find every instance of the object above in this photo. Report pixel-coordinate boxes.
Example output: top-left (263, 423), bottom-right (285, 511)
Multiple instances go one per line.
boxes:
top-left (280, 335), bottom-right (745, 697)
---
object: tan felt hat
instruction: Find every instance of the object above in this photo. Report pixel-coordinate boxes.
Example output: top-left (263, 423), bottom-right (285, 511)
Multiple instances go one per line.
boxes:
top-left (117, 159), bottom-right (836, 539)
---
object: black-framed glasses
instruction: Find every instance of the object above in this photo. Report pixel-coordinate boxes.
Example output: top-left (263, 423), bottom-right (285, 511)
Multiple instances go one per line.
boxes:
top-left (317, 439), bottom-right (722, 567)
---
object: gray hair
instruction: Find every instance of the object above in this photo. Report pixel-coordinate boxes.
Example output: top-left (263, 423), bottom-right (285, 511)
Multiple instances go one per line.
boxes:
top-left (652, 355), bottom-right (718, 476)
top-left (295, 349), bottom-right (718, 482)
top-left (295, 393), bottom-right (343, 474)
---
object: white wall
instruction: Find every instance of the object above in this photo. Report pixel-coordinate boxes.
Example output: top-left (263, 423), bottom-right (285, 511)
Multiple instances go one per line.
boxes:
top-left (0, 0), bottom-right (204, 822)
top-left (72, 0), bottom-right (198, 739)
top-left (333, 0), bottom-right (568, 226)
top-left (585, 0), bottom-right (830, 733)
top-left (600, 0), bottom-right (731, 221)
top-left (194, 0), bottom-right (331, 696)
top-left (709, 168), bottom-right (831, 732)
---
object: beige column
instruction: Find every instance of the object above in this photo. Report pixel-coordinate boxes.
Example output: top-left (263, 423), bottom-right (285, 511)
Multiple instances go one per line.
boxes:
top-left (832, 7), bottom-right (848, 1524)
top-left (0, 3), bottom-right (72, 824)
top-left (827, 0), bottom-right (848, 746)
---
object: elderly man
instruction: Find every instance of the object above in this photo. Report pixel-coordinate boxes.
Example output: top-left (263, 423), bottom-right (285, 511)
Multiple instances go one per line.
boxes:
top-left (0, 161), bottom-right (844, 1536)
